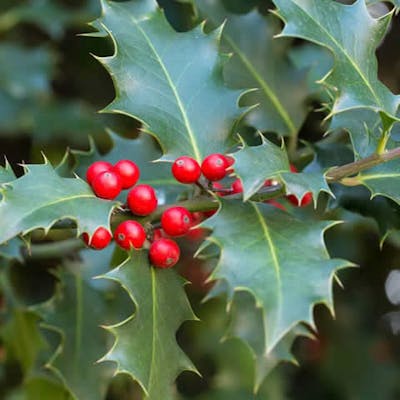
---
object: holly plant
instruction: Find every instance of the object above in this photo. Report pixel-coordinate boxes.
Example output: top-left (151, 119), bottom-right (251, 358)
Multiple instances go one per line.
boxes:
top-left (1, 0), bottom-right (400, 399)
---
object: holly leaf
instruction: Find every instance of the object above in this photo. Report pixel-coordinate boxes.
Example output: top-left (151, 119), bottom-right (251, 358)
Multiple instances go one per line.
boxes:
top-left (36, 258), bottom-right (121, 400)
top-left (200, 199), bottom-right (351, 351)
top-left (226, 291), bottom-right (309, 391)
top-left (272, 0), bottom-right (400, 125)
top-left (232, 137), bottom-right (332, 203)
top-left (101, 251), bottom-right (198, 399)
top-left (0, 162), bottom-right (118, 245)
top-left (195, 0), bottom-right (309, 137)
top-left (73, 132), bottom-right (184, 203)
top-left (94, 0), bottom-right (243, 162)
top-left (0, 161), bottom-right (16, 184)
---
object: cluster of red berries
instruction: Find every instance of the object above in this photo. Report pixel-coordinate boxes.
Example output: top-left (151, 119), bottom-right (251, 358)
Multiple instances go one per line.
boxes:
top-left (82, 154), bottom-right (312, 268)
top-left (83, 159), bottom-right (185, 268)
top-left (170, 154), bottom-right (312, 208)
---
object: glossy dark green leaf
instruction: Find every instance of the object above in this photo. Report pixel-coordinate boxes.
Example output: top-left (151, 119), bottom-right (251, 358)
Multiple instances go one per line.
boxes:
top-left (226, 292), bottom-right (309, 391)
top-left (0, 162), bottom-right (16, 185)
top-left (94, 0), bottom-right (243, 162)
top-left (196, 0), bottom-right (309, 137)
top-left (232, 137), bottom-right (331, 202)
top-left (201, 200), bottom-right (350, 351)
top-left (272, 0), bottom-right (400, 125)
top-left (0, 162), bottom-right (118, 245)
top-left (102, 251), bottom-right (198, 399)
top-left (37, 263), bottom-right (117, 400)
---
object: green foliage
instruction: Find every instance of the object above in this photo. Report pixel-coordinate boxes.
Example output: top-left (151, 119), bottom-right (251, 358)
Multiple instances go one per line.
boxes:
top-left (201, 199), bottom-right (350, 350)
top-left (95, 0), bottom-right (242, 161)
top-left (0, 162), bottom-right (117, 245)
top-left (1, 0), bottom-right (400, 398)
top-left (272, 0), bottom-right (399, 126)
top-left (102, 252), bottom-right (198, 399)
top-left (196, 0), bottom-right (310, 137)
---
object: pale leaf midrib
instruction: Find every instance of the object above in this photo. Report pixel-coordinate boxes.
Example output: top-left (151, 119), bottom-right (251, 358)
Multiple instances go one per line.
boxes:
top-left (252, 203), bottom-right (282, 311)
top-left (288, 1), bottom-right (384, 109)
top-left (128, 13), bottom-right (202, 162)
top-left (225, 35), bottom-right (296, 134)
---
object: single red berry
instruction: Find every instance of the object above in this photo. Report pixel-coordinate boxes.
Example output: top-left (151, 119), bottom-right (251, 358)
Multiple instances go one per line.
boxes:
top-left (92, 171), bottom-right (122, 199)
top-left (263, 179), bottom-right (273, 187)
top-left (153, 228), bottom-right (165, 241)
top-left (290, 164), bottom-right (298, 173)
top-left (82, 227), bottom-right (112, 250)
top-left (266, 200), bottom-right (286, 211)
top-left (86, 161), bottom-right (113, 185)
top-left (224, 155), bottom-right (235, 173)
top-left (161, 206), bottom-right (193, 237)
top-left (113, 160), bottom-right (140, 189)
top-left (287, 192), bottom-right (313, 207)
top-left (114, 220), bottom-right (146, 250)
top-left (186, 212), bottom-right (205, 241)
top-left (149, 238), bottom-right (180, 269)
top-left (172, 156), bottom-right (201, 184)
top-left (212, 182), bottom-right (230, 196)
top-left (201, 153), bottom-right (228, 181)
top-left (203, 210), bottom-right (216, 218)
top-left (127, 184), bottom-right (158, 216)
top-left (231, 178), bottom-right (243, 194)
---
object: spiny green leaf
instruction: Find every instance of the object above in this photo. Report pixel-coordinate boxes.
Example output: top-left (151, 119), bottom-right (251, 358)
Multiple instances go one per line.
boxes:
top-left (0, 162), bottom-right (118, 245)
top-left (94, 0), bottom-right (243, 162)
top-left (201, 200), bottom-right (351, 351)
top-left (232, 137), bottom-right (332, 203)
top-left (272, 0), bottom-right (400, 125)
top-left (101, 251), bottom-right (198, 399)
top-left (37, 263), bottom-right (118, 400)
top-left (0, 161), bottom-right (15, 184)
top-left (195, 0), bottom-right (309, 137)
top-left (73, 132), bottom-right (184, 203)
top-left (226, 292), bottom-right (309, 391)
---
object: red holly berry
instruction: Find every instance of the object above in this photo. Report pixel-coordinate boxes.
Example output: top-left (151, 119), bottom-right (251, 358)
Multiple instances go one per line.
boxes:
top-left (266, 200), bottom-right (286, 211)
top-left (186, 212), bottom-right (206, 241)
top-left (86, 161), bottom-right (113, 185)
top-left (172, 156), bottom-right (201, 184)
top-left (127, 184), bottom-right (158, 216)
top-left (149, 238), bottom-right (180, 269)
top-left (224, 155), bottom-right (235, 173)
top-left (92, 171), bottom-right (122, 199)
top-left (114, 220), bottom-right (146, 250)
top-left (231, 178), bottom-right (243, 194)
top-left (82, 227), bottom-right (112, 250)
top-left (290, 164), bottom-right (298, 173)
top-left (161, 206), bottom-right (193, 237)
top-left (201, 153), bottom-right (228, 181)
top-left (153, 228), bottom-right (165, 241)
top-left (212, 182), bottom-right (230, 196)
top-left (113, 160), bottom-right (140, 189)
top-left (287, 192), bottom-right (313, 207)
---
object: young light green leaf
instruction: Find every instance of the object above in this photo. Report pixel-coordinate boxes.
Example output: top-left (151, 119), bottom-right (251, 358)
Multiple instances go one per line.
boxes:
top-left (94, 0), bottom-right (243, 162)
top-left (101, 251), bottom-right (198, 399)
top-left (272, 0), bottom-right (400, 125)
top-left (195, 0), bottom-right (309, 137)
top-left (201, 200), bottom-right (351, 351)
top-left (232, 137), bottom-right (332, 203)
top-left (0, 162), bottom-right (118, 245)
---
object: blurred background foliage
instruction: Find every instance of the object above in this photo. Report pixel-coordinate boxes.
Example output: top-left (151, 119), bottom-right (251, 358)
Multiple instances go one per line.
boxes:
top-left (1, 0), bottom-right (400, 399)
